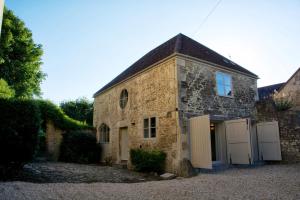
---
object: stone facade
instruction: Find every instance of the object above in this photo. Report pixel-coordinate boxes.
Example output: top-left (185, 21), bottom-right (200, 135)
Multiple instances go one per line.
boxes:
top-left (278, 110), bottom-right (300, 162)
top-left (94, 55), bottom-right (258, 174)
top-left (274, 68), bottom-right (300, 108)
top-left (93, 57), bottom-right (181, 173)
top-left (176, 56), bottom-right (258, 160)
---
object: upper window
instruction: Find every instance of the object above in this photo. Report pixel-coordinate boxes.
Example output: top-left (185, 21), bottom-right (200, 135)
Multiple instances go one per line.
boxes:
top-left (216, 72), bottom-right (232, 97)
top-left (119, 89), bottom-right (128, 109)
top-left (144, 117), bottom-right (156, 138)
top-left (99, 123), bottom-right (110, 143)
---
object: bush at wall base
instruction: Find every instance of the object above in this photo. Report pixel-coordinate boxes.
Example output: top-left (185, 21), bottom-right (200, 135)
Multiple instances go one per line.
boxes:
top-left (59, 130), bottom-right (101, 164)
top-left (130, 148), bottom-right (166, 173)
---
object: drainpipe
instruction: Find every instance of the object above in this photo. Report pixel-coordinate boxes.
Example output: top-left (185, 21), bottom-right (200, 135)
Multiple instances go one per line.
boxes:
top-left (0, 0), bottom-right (4, 36)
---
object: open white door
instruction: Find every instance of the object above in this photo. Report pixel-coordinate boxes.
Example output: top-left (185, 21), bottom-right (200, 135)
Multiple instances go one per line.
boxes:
top-left (257, 121), bottom-right (282, 160)
top-left (189, 115), bottom-right (212, 169)
top-left (225, 118), bottom-right (252, 164)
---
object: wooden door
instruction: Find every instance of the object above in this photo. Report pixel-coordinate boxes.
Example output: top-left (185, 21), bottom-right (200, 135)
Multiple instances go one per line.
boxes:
top-left (225, 118), bottom-right (253, 164)
top-left (189, 115), bottom-right (212, 169)
top-left (257, 121), bottom-right (282, 160)
top-left (120, 127), bottom-right (129, 161)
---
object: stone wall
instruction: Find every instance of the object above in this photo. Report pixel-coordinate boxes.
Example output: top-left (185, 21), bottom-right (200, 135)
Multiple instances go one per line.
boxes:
top-left (176, 56), bottom-right (258, 160)
top-left (256, 100), bottom-right (300, 162)
top-left (46, 121), bottom-right (63, 161)
top-left (93, 57), bottom-right (181, 173)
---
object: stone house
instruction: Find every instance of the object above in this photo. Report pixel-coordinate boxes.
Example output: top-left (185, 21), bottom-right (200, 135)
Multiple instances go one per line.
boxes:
top-left (258, 67), bottom-right (300, 109)
top-left (274, 67), bottom-right (300, 109)
top-left (0, 0), bottom-right (4, 34)
top-left (93, 33), bottom-right (263, 174)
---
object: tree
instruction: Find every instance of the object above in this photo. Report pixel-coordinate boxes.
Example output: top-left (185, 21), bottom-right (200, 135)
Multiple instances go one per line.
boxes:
top-left (60, 97), bottom-right (93, 126)
top-left (0, 78), bottom-right (14, 98)
top-left (0, 7), bottom-right (46, 98)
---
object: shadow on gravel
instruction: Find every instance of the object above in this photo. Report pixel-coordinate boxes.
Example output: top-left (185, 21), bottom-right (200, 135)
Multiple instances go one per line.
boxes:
top-left (6, 162), bottom-right (161, 183)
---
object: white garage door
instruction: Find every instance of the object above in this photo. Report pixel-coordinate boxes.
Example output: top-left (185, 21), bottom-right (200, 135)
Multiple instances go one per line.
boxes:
top-left (225, 118), bottom-right (252, 165)
top-left (257, 121), bottom-right (282, 161)
top-left (189, 115), bottom-right (212, 169)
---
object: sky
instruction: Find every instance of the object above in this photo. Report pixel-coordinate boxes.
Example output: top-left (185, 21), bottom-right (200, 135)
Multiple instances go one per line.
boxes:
top-left (5, 0), bottom-right (300, 103)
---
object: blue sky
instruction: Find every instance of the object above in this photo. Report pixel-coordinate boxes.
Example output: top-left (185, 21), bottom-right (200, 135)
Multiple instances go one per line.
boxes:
top-left (5, 0), bottom-right (300, 103)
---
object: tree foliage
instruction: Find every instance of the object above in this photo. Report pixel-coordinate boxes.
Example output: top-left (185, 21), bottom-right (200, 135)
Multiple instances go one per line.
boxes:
top-left (0, 7), bottom-right (46, 98)
top-left (0, 78), bottom-right (14, 98)
top-left (60, 97), bottom-right (93, 126)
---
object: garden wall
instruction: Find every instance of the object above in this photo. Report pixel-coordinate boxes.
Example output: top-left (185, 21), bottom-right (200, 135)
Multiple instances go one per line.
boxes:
top-left (46, 121), bottom-right (64, 161)
top-left (45, 121), bottom-right (96, 161)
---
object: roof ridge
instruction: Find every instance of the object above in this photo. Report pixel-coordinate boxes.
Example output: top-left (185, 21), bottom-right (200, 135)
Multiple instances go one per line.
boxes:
top-left (174, 33), bottom-right (183, 53)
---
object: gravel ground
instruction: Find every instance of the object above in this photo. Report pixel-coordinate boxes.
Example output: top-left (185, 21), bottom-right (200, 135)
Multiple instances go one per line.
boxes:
top-left (0, 164), bottom-right (299, 200)
top-left (8, 162), bottom-right (158, 183)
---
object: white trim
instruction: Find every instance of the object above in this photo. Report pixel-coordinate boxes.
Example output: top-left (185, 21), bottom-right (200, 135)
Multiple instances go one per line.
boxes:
top-left (143, 116), bottom-right (157, 139)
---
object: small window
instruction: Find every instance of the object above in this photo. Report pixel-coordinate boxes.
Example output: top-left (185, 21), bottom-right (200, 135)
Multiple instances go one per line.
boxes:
top-left (216, 72), bottom-right (232, 97)
top-left (120, 89), bottom-right (128, 109)
top-left (143, 117), bottom-right (156, 138)
top-left (99, 123), bottom-right (110, 143)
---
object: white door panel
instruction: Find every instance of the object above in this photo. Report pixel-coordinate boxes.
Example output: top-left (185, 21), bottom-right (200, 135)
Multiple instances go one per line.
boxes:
top-left (257, 121), bottom-right (282, 161)
top-left (225, 118), bottom-right (252, 165)
top-left (190, 115), bottom-right (212, 169)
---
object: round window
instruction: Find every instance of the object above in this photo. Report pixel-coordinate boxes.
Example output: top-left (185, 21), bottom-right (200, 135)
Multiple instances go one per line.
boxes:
top-left (119, 89), bottom-right (128, 109)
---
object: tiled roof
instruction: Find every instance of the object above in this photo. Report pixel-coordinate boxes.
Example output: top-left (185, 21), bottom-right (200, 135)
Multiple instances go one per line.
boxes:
top-left (94, 33), bottom-right (258, 97)
top-left (258, 83), bottom-right (285, 100)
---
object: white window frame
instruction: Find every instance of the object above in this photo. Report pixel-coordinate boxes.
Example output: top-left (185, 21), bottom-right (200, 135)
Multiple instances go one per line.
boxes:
top-left (99, 124), bottom-right (110, 143)
top-left (216, 71), bottom-right (233, 97)
top-left (143, 117), bottom-right (157, 139)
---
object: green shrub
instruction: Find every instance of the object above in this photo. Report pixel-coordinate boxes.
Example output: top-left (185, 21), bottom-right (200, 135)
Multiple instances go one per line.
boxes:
top-left (0, 98), bottom-right (41, 179)
top-left (130, 148), bottom-right (166, 173)
top-left (274, 99), bottom-right (293, 111)
top-left (37, 100), bottom-right (92, 131)
top-left (59, 130), bottom-right (101, 164)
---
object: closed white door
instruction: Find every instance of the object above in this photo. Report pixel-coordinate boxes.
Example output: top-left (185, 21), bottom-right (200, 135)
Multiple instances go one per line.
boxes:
top-left (225, 118), bottom-right (252, 164)
top-left (120, 128), bottom-right (129, 161)
top-left (189, 115), bottom-right (212, 169)
top-left (257, 121), bottom-right (282, 160)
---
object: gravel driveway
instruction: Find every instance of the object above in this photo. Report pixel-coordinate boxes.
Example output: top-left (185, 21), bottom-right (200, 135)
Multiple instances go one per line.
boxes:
top-left (0, 164), bottom-right (299, 200)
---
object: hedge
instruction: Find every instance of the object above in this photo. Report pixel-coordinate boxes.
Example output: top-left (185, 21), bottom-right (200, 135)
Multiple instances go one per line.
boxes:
top-left (37, 100), bottom-right (92, 131)
top-left (0, 98), bottom-right (41, 179)
top-left (130, 148), bottom-right (166, 173)
top-left (59, 130), bottom-right (101, 164)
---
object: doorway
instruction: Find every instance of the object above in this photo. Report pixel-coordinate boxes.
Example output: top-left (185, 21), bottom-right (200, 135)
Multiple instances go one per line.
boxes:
top-left (120, 127), bottom-right (129, 161)
top-left (210, 123), bottom-right (217, 161)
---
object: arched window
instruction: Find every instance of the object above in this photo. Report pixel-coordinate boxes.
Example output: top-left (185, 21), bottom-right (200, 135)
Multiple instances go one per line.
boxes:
top-left (99, 123), bottom-right (110, 143)
top-left (119, 89), bottom-right (128, 109)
